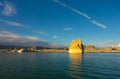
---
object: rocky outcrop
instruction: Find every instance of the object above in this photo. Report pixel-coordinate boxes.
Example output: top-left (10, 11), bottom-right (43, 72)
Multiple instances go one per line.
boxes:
top-left (101, 47), bottom-right (113, 52)
top-left (83, 45), bottom-right (100, 52)
top-left (114, 47), bottom-right (120, 51)
top-left (69, 39), bottom-right (83, 53)
top-left (83, 45), bottom-right (120, 52)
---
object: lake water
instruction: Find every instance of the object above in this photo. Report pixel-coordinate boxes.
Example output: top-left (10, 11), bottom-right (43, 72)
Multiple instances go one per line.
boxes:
top-left (0, 52), bottom-right (120, 79)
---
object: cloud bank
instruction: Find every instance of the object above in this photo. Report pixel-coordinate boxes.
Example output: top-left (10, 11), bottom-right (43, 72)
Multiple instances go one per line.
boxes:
top-left (53, 0), bottom-right (107, 29)
top-left (0, 30), bottom-right (61, 47)
top-left (0, 30), bottom-right (38, 46)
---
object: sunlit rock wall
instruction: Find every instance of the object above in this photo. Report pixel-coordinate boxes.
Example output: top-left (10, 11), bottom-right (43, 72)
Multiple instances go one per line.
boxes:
top-left (69, 39), bottom-right (83, 53)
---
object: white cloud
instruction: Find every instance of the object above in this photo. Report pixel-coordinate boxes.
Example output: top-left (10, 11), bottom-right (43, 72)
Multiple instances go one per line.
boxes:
top-left (91, 20), bottom-right (106, 29)
top-left (0, 30), bottom-right (62, 47)
top-left (52, 35), bottom-right (57, 39)
top-left (68, 7), bottom-right (91, 20)
top-left (64, 28), bottom-right (73, 31)
top-left (53, 0), bottom-right (107, 29)
top-left (1, 1), bottom-right (16, 16)
top-left (93, 40), bottom-right (119, 47)
top-left (0, 30), bottom-right (39, 46)
top-left (0, 2), bottom-right (4, 6)
top-left (33, 30), bottom-right (46, 35)
top-left (53, 0), bottom-right (67, 7)
top-left (39, 31), bottom-right (46, 35)
top-left (118, 44), bottom-right (120, 47)
top-left (25, 37), bottom-right (38, 41)
top-left (0, 19), bottom-right (29, 28)
top-left (0, 30), bottom-right (38, 42)
top-left (53, 0), bottom-right (91, 19)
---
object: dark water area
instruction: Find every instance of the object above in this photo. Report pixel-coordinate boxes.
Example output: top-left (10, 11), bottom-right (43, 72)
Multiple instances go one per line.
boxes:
top-left (0, 52), bottom-right (120, 79)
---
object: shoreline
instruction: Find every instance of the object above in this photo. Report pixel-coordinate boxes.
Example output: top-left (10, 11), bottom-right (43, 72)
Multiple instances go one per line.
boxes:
top-left (1, 49), bottom-right (120, 53)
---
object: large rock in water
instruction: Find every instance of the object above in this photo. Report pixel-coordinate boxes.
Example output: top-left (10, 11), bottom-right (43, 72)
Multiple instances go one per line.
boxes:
top-left (69, 39), bottom-right (83, 53)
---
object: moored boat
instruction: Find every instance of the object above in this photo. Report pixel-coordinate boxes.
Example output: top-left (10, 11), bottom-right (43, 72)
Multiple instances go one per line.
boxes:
top-left (17, 48), bottom-right (24, 53)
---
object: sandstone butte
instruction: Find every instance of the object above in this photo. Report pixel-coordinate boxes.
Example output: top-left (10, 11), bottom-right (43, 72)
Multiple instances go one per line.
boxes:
top-left (69, 39), bottom-right (83, 53)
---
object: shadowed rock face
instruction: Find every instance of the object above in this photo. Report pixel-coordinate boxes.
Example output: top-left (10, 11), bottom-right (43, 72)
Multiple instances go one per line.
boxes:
top-left (69, 39), bottom-right (83, 53)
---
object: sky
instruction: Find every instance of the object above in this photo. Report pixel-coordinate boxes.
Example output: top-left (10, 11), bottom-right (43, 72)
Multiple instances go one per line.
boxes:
top-left (0, 0), bottom-right (120, 47)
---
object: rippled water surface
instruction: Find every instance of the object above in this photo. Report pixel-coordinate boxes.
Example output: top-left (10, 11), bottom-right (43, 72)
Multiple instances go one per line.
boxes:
top-left (0, 52), bottom-right (120, 79)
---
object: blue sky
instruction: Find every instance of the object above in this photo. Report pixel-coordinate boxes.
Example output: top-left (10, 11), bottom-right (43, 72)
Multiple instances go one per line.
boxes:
top-left (0, 0), bottom-right (120, 47)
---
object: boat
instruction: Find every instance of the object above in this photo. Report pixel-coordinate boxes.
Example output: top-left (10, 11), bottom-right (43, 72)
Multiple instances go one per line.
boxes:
top-left (69, 39), bottom-right (83, 53)
top-left (17, 48), bottom-right (24, 53)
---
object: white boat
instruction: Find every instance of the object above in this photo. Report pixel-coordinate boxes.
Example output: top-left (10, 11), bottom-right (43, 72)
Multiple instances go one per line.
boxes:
top-left (17, 48), bottom-right (24, 53)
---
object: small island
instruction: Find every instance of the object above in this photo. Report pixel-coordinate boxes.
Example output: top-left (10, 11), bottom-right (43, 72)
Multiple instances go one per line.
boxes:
top-left (69, 39), bottom-right (83, 53)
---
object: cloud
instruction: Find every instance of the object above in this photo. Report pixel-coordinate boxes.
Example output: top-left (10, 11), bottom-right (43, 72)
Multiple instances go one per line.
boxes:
top-left (33, 30), bottom-right (47, 35)
top-left (53, 0), bottom-right (107, 29)
top-left (91, 20), bottom-right (106, 29)
top-left (63, 27), bottom-right (73, 31)
top-left (0, 30), bottom-right (39, 46)
top-left (53, 0), bottom-right (91, 19)
top-left (53, 0), bottom-right (67, 7)
top-left (0, 2), bottom-right (4, 6)
top-left (0, 30), bottom-right (62, 47)
top-left (0, 19), bottom-right (29, 28)
top-left (0, 30), bottom-right (42, 46)
top-left (93, 40), bottom-right (119, 47)
top-left (52, 35), bottom-right (57, 39)
top-left (39, 31), bottom-right (46, 35)
top-left (68, 7), bottom-right (91, 20)
top-left (118, 44), bottom-right (120, 47)
top-left (1, 1), bottom-right (16, 16)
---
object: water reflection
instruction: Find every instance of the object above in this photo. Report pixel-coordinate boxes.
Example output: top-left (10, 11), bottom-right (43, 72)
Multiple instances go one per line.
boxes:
top-left (69, 53), bottom-right (83, 78)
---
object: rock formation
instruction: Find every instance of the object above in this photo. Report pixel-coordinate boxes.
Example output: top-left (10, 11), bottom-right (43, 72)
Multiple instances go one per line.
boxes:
top-left (83, 45), bottom-right (99, 52)
top-left (69, 39), bottom-right (83, 53)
